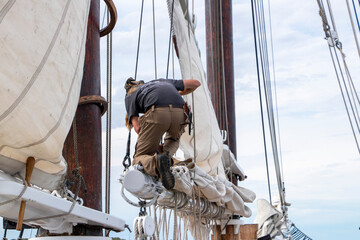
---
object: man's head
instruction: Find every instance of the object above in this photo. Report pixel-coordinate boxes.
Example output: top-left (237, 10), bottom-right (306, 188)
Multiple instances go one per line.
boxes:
top-left (124, 77), bottom-right (144, 94)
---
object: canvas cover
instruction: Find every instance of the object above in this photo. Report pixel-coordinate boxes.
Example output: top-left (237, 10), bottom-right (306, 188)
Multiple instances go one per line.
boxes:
top-left (0, 0), bottom-right (90, 190)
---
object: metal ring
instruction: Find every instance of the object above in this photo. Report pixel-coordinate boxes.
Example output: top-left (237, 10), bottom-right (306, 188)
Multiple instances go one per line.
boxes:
top-left (78, 95), bottom-right (108, 116)
top-left (100, 0), bottom-right (117, 37)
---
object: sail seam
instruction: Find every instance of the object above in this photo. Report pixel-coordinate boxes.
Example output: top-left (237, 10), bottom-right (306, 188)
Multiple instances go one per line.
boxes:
top-left (0, 0), bottom-right (90, 152)
top-left (0, 0), bottom-right (71, 123)
top-left (0, 0), bottom-right (15, 24)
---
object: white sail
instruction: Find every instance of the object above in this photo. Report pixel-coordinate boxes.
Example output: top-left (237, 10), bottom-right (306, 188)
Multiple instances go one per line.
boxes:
top-left (166, 0), bottom-right (256, 218)
top-left (0, 0), bottom-right (90, 190)
top-left (169, 0), bottom-right (225, 176)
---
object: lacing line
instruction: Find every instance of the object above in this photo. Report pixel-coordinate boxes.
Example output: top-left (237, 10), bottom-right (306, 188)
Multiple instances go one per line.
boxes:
top-left (0, 173), bottom-right (28, 207)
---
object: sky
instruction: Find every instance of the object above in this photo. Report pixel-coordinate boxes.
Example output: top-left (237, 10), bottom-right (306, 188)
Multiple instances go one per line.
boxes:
top-left (1, 0), bottom-right (360, 239)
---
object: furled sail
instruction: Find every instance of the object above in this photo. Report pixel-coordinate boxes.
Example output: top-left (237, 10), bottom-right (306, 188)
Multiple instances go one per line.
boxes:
top-left (169, 0), bottom-right (224, 176)
top-left (0, 0), bottom-right (90, 190)
top-left (166, 0), bottom-right (256, 217)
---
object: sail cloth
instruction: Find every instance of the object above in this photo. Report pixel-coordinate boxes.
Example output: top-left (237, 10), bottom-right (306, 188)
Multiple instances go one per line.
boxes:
top-left (168, 0), bottom-right (224, 176)
top-left (254, 199), bottom-right (283, 239)
top-left (167, 0), bottom-right (256, 218)
top-left (0, 0), bottom-right (90, 190)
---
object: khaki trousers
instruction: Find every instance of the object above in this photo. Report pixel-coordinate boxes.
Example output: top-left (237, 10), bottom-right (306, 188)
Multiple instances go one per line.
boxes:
top-left (133, 105), bottom-right (187, 176)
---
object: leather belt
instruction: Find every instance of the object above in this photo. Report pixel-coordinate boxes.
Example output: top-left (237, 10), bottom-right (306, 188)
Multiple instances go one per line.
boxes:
top-left (154, 104), bottom-right (184, 109)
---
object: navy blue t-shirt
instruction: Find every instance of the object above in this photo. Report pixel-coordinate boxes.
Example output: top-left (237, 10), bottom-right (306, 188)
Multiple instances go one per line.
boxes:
top-left (125, 79), bottom-right (185, 123)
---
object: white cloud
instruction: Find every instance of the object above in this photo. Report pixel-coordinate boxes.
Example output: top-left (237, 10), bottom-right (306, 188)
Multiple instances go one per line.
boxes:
top-left (101, 1), bottom-right (360, 238)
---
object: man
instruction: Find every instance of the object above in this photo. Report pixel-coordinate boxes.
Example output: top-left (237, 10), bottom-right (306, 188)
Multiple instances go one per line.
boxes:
top-left (124, 77), bottom-right (201, 190)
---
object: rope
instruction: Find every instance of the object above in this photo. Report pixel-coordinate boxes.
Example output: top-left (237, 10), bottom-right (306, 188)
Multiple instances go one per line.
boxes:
top-left (346, 0), bottom-right (360, 58)
top-left (105, 6), bottom-right (113, 215)
top-left (251, 0), bottom-right (272, 204)
top-left (24, 118), bottom-right (86, 222)
top-left (134, 0), bottom-right (145, 80)
top-left (218, 0), bottom-right (230, 149)
top-left (352, 0), bottom-right (360, 33)
top-left (166, 0), bottom-right (175, 79)
top-left (173, 193), bottom-right (177, 240)
top-left (71, 117), bottom-right (87, 195)
top-left (317, 0), bottom-right (360, 154)
top-left (152, 0), bottom-right (158, 79)
top-left (267, 0), bottom-right (285, 184)
top-left (153, 205), bottom-right (159, 240)
top-left (258, 0), bottom-right (285, 208)
top-left (0, 174), bottom-right (28, 207)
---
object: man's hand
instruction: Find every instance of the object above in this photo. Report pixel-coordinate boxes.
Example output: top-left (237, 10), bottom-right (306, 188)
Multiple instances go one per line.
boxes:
top-left (131, 116), bottom-right (141, 134)
top-left (179, 79), bottom-right (201, 95)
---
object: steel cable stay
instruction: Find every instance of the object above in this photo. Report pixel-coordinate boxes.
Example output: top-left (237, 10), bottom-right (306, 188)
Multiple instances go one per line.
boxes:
top-left (134, 0), bottom-right (145, 81)
top-left (104, 5), bottom-right (113, 217)
top-left (346, 0), bottom-right (360, 58)
top-left (251, 0), bottom-right (273, 205)
top-left (251, 0), bottom-right (313, 238)
top-left (258, 0), bottom-right (286, 208)
top-left (267, 0), bottom-right (286, 186)
top-left (317, 0), bottom-right (360, 155)
top-left (166, 0), bottom-right (175, 79)
top-left (352, 0), bottom-right (360, 32)
top-left (252, 0), bottom-right (286, 209)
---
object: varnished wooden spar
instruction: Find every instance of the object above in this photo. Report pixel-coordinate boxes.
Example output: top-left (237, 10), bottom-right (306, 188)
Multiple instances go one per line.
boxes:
top-left (206, 0), bottom-right (258, 239)
top-left (63, 0), bottom-right (103, 236)
top-left (16, 157), bottom-right (35, 231)
top-left (206, 0), bottom-right (237, 159)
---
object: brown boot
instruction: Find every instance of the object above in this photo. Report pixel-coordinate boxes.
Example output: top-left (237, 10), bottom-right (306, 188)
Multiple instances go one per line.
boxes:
top-left (156, 152), bottom-right (175, 190)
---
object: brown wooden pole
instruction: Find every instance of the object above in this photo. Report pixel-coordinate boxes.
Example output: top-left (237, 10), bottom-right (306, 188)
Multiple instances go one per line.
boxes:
top-left (206, 0), bottom-right (236, 159)
top-left (206, 0), bottom-right (241, 239)
top-left (62, 0), bottom-right (103, 236)
top-left (16, 157), bottom-right (35, 231)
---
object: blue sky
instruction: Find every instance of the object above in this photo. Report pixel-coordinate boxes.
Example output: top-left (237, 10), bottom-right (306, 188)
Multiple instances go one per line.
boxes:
top-left (2, 0), bottom-right (360, 239)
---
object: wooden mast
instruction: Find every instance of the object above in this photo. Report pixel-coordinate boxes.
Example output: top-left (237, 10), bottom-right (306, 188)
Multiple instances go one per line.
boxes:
top-left (63, 0), bottom-right (103, 236)
top-left (206, 0), bottom-right (257, 239)
top-left (206, 0), bottom-right (237, 159)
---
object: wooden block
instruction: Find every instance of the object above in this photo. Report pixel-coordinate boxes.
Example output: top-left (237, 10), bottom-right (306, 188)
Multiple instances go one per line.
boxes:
top-left (212, 225), bottom-right (241, 240)
top-left (240, 224), bottom-right (258, 240)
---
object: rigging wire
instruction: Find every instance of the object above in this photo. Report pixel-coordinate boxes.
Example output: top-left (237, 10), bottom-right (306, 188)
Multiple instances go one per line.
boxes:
top-left (219, 0), bottom-right (230, 147)
top-left (258, 0), bottom-right (285, 207)
top-left (251, 0), bottom-right (287, 208)
top-left (105, 6), bottom-right (112, 215)
top-left (166, 0), bottom-right (175, 79)
top-left (317, 0), bottom-right (360, 154)
top-left (134, 0), bottom-right (145, 80)
top-left (351, 0), bottom-right (360, 33)
top-left (152, 0), bottom-right (158, 79)
top-left (346, 0), bottom-right (360, 58)
top-left (251, 0), bottom-right (272, 204)
top-left (267, 0), bottom-right (285, 185)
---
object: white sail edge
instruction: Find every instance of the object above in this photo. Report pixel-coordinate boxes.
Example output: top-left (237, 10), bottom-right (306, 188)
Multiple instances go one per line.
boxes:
top-left (0, 0), bottom-right (90, 190)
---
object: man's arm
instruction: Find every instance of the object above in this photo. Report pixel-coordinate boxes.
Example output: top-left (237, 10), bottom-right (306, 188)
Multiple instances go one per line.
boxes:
top-left (178, 79), bottom-right (201, 95)
top-left (131, 116), bottom-right (141, 134)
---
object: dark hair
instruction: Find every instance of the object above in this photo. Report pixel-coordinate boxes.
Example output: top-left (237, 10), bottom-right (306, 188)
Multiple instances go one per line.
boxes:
top-left (124, 77), bottom-right (144, 93)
